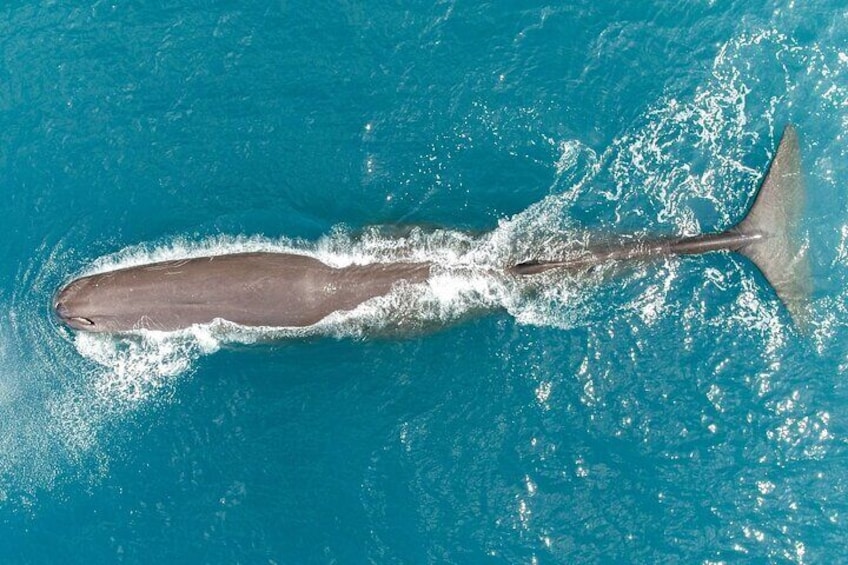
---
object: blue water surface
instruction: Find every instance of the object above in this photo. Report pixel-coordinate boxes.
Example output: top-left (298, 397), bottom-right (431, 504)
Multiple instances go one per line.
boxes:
top-left (2, 1), bottom-right (847, 563)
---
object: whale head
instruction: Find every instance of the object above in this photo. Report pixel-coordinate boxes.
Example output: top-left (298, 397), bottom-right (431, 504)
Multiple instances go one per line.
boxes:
top-left (54, 275), bottom-right (122, 333)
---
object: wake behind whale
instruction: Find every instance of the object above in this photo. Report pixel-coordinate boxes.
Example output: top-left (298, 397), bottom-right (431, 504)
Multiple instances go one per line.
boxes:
top-left (54, 126), bottom-right (810, 336)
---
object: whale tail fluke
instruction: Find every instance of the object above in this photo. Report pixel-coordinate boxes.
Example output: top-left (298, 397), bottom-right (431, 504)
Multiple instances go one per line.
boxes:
top-left (732, 125), bottom-right (812, 329)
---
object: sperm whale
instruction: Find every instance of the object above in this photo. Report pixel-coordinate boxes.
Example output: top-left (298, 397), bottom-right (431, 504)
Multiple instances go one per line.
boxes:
top-left (54, 126), bottom-right (810, 333)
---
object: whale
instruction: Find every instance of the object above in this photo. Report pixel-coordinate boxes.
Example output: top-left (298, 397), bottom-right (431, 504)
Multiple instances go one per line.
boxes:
top-left (54, 125), bottom-right (810, 334)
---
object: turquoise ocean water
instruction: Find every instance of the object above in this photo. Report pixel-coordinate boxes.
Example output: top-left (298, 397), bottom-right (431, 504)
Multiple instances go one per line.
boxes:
top-left (2, 1), bottom-right (848, 562)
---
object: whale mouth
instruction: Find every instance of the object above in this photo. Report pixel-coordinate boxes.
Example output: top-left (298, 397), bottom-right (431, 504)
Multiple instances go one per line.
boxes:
top-left (54, 300), bottom-right (96, 329)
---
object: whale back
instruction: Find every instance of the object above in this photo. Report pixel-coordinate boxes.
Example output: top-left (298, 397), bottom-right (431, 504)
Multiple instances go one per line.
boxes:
top-left (55, 252), bottom-right (431, 332)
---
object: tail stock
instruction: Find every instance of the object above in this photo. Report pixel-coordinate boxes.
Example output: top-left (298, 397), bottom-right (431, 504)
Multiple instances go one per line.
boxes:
top-left (511, 125), bottom-right (813, 328)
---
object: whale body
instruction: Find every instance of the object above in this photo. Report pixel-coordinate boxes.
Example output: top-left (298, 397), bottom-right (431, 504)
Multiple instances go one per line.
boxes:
top-left (55, 126), bottom-right (810, 333)
top-left (55, 253), bottom-right (431, 332)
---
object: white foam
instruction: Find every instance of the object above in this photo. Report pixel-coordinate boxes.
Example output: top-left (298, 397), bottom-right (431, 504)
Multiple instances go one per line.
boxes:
top-left (75, 331), bottom-right (203, 403)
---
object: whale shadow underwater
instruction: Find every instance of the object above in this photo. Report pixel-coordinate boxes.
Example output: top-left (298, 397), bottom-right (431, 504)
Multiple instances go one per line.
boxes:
top-left (54, 126), bottom-right (811, 336)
